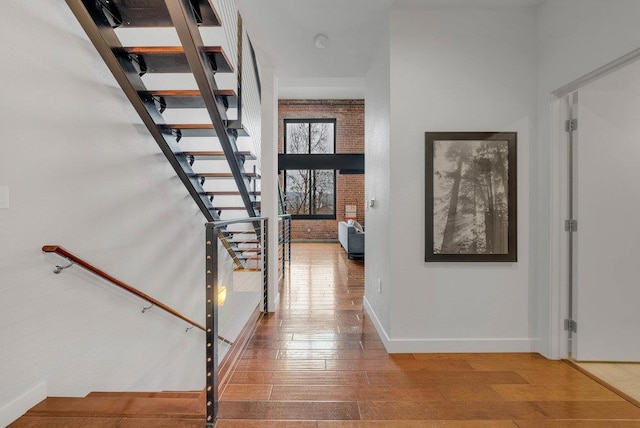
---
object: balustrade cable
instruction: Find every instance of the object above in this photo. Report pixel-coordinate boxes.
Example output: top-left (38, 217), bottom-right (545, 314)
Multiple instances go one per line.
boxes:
top-left (278, 214), bottom-right (292, 286)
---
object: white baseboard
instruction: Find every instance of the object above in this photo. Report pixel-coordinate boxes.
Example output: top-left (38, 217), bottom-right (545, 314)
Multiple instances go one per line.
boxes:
top-left (363, 296), bottom-right (393, 349)
top-left (382, 337), bottom-right (539, 353)
top-left (0, 381), bottom-right (46, 427)
top-left (363, 297), bottom-right (539, 353)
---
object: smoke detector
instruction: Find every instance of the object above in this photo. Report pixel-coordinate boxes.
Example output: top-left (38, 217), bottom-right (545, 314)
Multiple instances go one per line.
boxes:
top-left (314, 34), bottom-right (329, 49)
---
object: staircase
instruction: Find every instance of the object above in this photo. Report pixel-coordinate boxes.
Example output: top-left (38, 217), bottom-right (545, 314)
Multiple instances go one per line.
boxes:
top-left (10, 392), bottom-right (205, 427)
top-left (65, 0), bottom-right (262, 268)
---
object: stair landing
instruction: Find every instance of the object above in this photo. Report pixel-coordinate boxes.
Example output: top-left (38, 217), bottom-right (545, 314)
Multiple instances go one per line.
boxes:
top-left (10, 391), bottom-right (205, 427)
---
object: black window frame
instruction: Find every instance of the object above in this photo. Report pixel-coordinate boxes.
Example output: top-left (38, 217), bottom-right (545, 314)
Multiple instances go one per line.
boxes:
top-left (283, 119), bottom-right (337, 220)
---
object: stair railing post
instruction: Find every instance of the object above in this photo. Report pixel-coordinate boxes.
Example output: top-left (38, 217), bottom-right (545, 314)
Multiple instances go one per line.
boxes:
top-left (281, 218), bottom-right (285, 281)
top-left (262, 218), bottom-right (269, 314)
top-left (205, 224), bottom-right (219, 427)
top-left (287, 215), bottom-right (292, 263)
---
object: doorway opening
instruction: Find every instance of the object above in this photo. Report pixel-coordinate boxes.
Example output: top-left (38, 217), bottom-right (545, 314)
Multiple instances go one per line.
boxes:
top-left (554, 51), bottom-right (640, 404)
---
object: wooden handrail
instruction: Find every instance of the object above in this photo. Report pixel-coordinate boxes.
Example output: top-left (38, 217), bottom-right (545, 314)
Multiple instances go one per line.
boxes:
top-left (42, 245), bottom-right (232, 345)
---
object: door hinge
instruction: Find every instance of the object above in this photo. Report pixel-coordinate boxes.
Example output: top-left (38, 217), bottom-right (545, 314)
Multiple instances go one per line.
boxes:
top-left (564, 319), bottom-right (577, 333)
top-left (565, 118), bottom-right (578, 132)
top-left (564, 219), bottom-right (578, 232)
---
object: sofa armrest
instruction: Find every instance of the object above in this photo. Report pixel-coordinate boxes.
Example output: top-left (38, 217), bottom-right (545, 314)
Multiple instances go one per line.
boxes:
top-left (347, 230), bottom-right (364, 255)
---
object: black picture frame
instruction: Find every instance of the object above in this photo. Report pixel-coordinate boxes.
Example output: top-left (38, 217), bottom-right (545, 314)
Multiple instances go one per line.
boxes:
top-left (425, 132), bottom-right (517, 262)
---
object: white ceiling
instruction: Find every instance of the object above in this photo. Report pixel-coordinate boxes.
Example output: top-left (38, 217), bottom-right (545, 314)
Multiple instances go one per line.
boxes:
top-left (236, 0), bottom-right (392, 77)
top-left (235, 0), bottom-right (545, 98)
top-left (236, 0), bottom-right (391, 98)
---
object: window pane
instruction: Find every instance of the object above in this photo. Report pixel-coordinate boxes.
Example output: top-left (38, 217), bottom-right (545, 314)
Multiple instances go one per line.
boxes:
top-left (285, 122), bottom-right (309, 154)
top-left (285, 170), bottom-right (310, 214)
top-left (284, 169), bottom-right (335, 217)
top-left (310, 123), bottom-right (334, 154)
top-left (310, 170), bottom-right (334, 215)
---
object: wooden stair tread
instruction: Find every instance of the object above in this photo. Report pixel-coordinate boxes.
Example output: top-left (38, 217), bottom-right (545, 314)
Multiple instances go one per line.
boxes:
top-left (183, 151), bottom-right (255, 160)
top-left (148, 89), bottom-right (236, 97)
top-left (212, 207), bottom-right (249, 211)
top-left (124, 46), bottom-right (233, 73)
top-left (230, 239), bottom-right (259, 243)
top-left (167, 123), bottom-right (215, 129)
top-left (163, 123), bottom-right (249, 138)
top-left (24, 395), bottom-right (204, 418)
top-left (87, 391), bottom-right (202, 399)
top-left (196, 172), bottom-right (259, 178)
top-left (106, 0), bottom-right (221, 28)
top-left (234, 248), bottom-right (261, 253)
top-left (146, 89), bottom-right (237, 109)
top-left (206, 191), bottom-right (261, 196)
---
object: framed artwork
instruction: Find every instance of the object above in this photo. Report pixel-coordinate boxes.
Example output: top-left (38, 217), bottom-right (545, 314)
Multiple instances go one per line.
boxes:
top-left (425, 132), bottom-right (517, 262)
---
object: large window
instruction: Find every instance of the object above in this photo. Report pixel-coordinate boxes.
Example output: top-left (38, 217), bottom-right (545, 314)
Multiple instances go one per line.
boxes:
top-left (284, 119), bottom-right (336, 219)
top-left (285, 119), bottom-right (335, 154)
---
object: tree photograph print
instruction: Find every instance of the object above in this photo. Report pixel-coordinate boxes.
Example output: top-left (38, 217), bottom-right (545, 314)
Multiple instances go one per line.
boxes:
top-left (425, 132), bottom-right (517, 262)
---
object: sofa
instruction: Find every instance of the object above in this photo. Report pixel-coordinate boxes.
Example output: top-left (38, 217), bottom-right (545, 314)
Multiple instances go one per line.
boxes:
top-left (338, 220), bottom-right (364, 259)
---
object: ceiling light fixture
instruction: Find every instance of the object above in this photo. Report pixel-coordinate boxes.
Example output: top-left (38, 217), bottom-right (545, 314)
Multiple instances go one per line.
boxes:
top-left (314, 34), bottom-right (329, 49)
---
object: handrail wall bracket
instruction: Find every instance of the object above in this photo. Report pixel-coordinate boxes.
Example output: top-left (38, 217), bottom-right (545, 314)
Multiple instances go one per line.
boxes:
top-left (53, 261), bottom-right (74, 274)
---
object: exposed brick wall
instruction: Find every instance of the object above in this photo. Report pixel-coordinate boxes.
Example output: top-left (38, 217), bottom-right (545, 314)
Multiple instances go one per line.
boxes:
top-left (279, 99), bottom-right (365, 240)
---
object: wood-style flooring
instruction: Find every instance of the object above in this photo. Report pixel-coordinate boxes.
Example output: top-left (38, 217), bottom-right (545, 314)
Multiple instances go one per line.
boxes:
top-left (574, 361), bottom-right (640, 405)
top-left (216, 243), bottom-right (640, 426)
top-left (11, 242), bottom-right (640, 427)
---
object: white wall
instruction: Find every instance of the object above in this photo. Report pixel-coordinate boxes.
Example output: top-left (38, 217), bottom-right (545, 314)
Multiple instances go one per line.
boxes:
top-left (536, 0), bottom-right (640, 358)
top-left (0, 2), bottom-right (206, 424)
top-left (376, 2), bottom-right (538, 352)
top-left (363, 16), bottom-right (392, 339)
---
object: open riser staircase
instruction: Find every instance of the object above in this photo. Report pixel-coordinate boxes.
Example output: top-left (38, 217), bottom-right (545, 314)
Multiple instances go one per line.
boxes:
top-left (8, 2), bottom-right (281, 427)
top-left (66, 0), bottom-right (262, 269)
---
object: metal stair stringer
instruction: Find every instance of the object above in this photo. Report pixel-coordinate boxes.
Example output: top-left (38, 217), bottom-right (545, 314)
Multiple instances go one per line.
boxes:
top-left (65, 0), bottom-right (246, 269)
top-left (165, 0), bottom-right (259, 225)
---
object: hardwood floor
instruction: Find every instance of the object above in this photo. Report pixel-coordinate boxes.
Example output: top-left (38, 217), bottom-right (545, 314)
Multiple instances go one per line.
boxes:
top-left (11, 242), bottom-right (640, 427)
top-left (216, 243), bottom-right (640, 426)
top-left (573, 361), bottom-right (640, 405)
